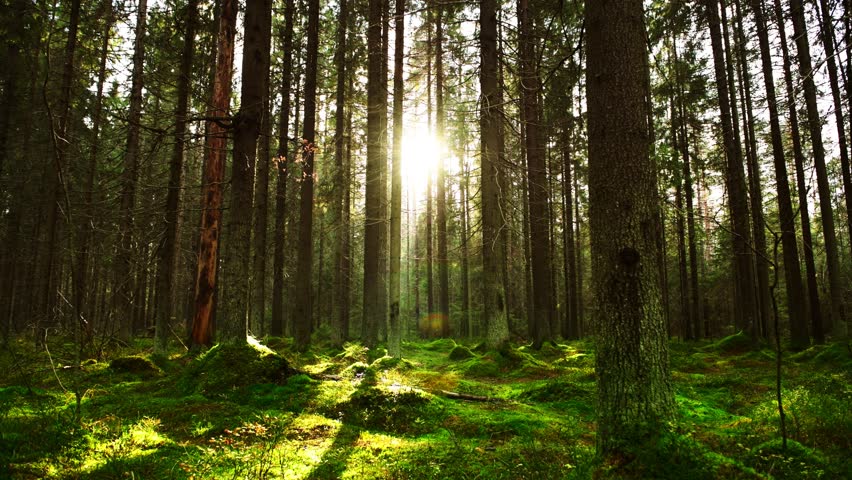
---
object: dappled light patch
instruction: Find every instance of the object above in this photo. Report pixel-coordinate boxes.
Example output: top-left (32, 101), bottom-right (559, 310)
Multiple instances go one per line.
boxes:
top-left (3, 337), bottom-right (851, 478)
top-left (747, 439), bottom-right (829, 479)
top-left (338, 384), bottom-right (444, 435)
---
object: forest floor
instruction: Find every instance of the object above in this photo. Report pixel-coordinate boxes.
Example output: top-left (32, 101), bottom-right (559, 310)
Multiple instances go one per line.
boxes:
top-left (1, 331), bottom-right (850, 479)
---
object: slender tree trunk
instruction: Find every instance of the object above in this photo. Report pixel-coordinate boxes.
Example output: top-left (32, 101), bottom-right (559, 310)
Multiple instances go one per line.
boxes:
top-left (271, 0), bottom-right (296, 337)
top-left (190, 0), bottom-right (238, 348)
top-left (749, 0), bottom-right (809, 349)
top-left (773, 0), bottom-right (823, 344)
top-left (561, 115), bottom-right (579, 340)
top-left (155, 0), bottom-right (195, 351)
top-left (116, 0), bottom-right (148, 338)
top-left (789, 0), bottom-right (847, 339)
top-left (731, 0), bottom-right (771, 338)
top-left (292, 0), bottom-right (320, 349)
top-left (76, 1), bottom-right (113, 345)
top-left (816, 0), bottom-right (852, 254)
top-left (587, 0), bottom-right (675, 455)
top-left (705, 0), bottom-right (758, 339)
top-left (459, 150), bottom-right (471, 338)
top-left (251, 7), bottom-right (273, 337)
top-left (435, 1), bottom-right (450, 338)
top-left (41, 0), bottom-right (81, 332)
top-left (331, 0), bottom-right (350, 346)
top-left (388, 0), bottom-right (405, 357)
top-left (519, 0), bottom-right (553, 348)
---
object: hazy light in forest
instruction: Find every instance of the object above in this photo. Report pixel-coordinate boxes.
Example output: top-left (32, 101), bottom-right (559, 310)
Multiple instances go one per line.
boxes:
top-left (401, 126), bottom-right (442, 201)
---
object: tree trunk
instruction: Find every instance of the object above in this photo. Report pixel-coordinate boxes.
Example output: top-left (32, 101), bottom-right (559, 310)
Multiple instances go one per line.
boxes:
top-left (705, 0), bottom-right (758, 339)
top-left (435, 1), bottom-right (450, 338)
top-left (749, 0), bottom-right (809, 349)
top-left (251, 6), bottom-right (272, 337)
top-left (332, 0), bottom-right (350, 346)
top-left (789, 0), bottom-right (847, 339)
top-left (773, 0), bottom-right (823, 344)
top-left (362, 0), bottom-right (387, 348)
top-left (221, 0), bottom-right (272, 342)
top-left (519, 0), bottom-right (553, 348)
top-left (586, 0), bottom-right (675, 455)
top-left (816, 0), bottom-right (852, 255)
top-left (116, 0), bottom-right (148, 339)
top-left (271, 0), bottom-right (296, 337)
top-left (155, 0), bottom-right (195, 351)
top-left (388, 0), bottom-right (405, 357)
top-left (292, 0), bottom-right (320, 349)
top-left (730, 0), bottom-right (771, 338)
top-left (190, 0), bottom-right (238, 348)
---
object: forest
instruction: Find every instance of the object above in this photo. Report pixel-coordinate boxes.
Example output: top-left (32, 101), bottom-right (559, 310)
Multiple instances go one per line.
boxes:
top-left (0, 0), bottom-right (851, 478)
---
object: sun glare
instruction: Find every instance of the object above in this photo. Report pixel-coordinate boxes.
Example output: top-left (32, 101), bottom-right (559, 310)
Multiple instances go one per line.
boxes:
top-left (401, 126), bottom-right (442, 200)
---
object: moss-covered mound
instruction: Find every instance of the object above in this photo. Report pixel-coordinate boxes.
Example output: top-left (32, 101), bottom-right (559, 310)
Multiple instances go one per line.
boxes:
top-left (517, 379), bottom-right (593, 404)
top-left (109, 356), bottom-right (162, 377)
top-left (747, 439), bottom-right (827, 480)
top-left (180, 341), bottom-right (295, 396)
top-left (701, 332), bottom-right (756, 355)
top-left (448, 345), bottom-right (474, 360)
top-left (339, 385), bottom-right (443, 435)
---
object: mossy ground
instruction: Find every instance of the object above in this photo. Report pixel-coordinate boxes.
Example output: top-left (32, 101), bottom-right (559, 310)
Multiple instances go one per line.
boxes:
top-left (0, 334), bottom-right (849, 479)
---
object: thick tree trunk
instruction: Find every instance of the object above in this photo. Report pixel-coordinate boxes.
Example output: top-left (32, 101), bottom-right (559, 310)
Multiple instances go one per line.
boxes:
top-left (222, 0), bottom-right (272, 342)
top-left (586, 0), bottom-right (675, 455)
top-left (190, 0), bottom-right (238, 348)
top-left (292, 0), bottom-right (320, 349)
top-left (749, 0), bottom-right (809, 349)
top-left (362, 0), bottom-right (387, 348)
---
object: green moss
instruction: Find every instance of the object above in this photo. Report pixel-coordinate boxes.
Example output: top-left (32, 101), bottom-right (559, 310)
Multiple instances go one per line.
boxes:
top-left (748, 439), bottom-right (827, 479)
top-left (339, 385), bottom-right (444, 435)
top-left (109, 356), bottom-right (162, 377)
top-left (179, 342), bottom-right (294, 396)
top-left (423, 338), bottom-right (456, 352)
top-left (701, 332), bottom-right (756, 354)
top-left (448, 345), bottom-right (475, 360)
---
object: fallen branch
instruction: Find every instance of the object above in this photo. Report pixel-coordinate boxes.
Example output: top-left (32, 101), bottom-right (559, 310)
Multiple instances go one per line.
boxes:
top-left (435, 390), bottom-right (501, 403)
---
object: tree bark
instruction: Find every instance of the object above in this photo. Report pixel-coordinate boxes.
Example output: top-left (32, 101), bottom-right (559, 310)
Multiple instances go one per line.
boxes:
top-left (586, 0), bottom-right (674, 455)
top-left (435, 0), bottom-right (450, 338)
top-left (116, 0), bottom-right (148, 338)
top-left (271, 0), bottom-right (296, 337)
top-left (190, 0), bottom-right (237, 348)
top-left (362, 0), bottom-right (387, 348)
top-left (292, 0), bottom-right (320, 349)
top-left (155, 0), bottom-right (195, 352)
top-left (705, 0), bottom-right (758, 339)
top-left (789, 0), bottom-right (847, 339)
top-left (388, 0), bottom-right (405, 357)
top-left (332, 0), bottom-right (350, 346)
top-left (749, 0), bottom-right (809, 349)
top-left (519, 0), bottom-right (553, 348)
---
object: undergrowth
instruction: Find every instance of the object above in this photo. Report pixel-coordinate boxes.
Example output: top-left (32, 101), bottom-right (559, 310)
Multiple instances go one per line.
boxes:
top-left (0, 333), bottom-right (849, 479)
